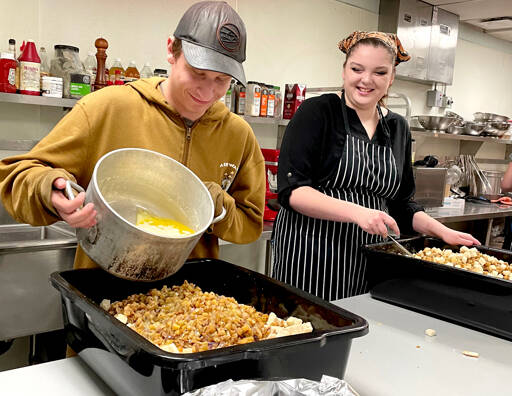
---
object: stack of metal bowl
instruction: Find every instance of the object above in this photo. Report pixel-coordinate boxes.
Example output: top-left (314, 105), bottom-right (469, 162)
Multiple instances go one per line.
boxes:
top-left (463, 121), bottom-right (486, 136)
top-left (473, 112), bottom-right (510, 138)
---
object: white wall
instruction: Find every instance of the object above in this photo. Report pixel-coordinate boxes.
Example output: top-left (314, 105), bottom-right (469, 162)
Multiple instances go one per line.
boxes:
top-left (2, 0), bottom-right (512, 268)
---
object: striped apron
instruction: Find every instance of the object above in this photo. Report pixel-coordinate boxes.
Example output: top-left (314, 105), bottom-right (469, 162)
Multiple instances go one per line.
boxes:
top-left (272, 96), bottom-right (401, 301)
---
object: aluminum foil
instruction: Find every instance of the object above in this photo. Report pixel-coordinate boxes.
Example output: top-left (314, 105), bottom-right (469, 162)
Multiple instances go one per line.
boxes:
top-left (183, 375), bottom-right (359, 396)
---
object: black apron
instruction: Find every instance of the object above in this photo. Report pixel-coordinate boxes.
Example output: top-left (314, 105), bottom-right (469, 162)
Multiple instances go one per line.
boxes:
top-left (272, 94), bottom-right (401, 301)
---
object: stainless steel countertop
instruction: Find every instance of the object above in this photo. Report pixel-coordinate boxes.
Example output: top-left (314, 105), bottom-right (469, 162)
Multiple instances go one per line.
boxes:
top-left (425, 201), bottom-right (512, 223)
top-left (335, 294), bottom-right (512, 396)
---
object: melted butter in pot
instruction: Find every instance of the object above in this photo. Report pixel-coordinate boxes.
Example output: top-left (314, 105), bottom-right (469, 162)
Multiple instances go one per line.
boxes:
top-left (135, 208), bottom-right (195, 237)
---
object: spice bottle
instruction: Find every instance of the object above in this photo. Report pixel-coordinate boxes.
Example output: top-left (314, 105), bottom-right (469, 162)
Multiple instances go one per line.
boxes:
top-left (19, 40), bottom-right (41, 96)
top-left (259, 84), bottom-right (269, 117)
top-left (235, 82), bottom-right (246, 115)
top-left (0, 52), bottom-right (18, 93)
top-left (246, 81), bottom-right (261, 117)
top-left (273, 86), bottom-right (282, 119)
top-left (267, 86), bottom-right (275, 118)
top-left (140, 62), bottom-right (153, 78)
top-left (124, 60), bottom-right (140, 81)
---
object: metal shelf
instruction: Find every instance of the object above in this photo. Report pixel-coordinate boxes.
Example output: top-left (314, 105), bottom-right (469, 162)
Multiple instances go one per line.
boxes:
top-left (242, 115), bottom-right (289, 126)
top-left (411, 128), bottom-right (512, 145)
top-left (0, 92), bottom-right (77, 108)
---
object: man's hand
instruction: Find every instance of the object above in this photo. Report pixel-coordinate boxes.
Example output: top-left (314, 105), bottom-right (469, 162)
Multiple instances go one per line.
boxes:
top-left (204, 181), bottom-right (225, 218)
top-left (51, 178), bottom-right (97, 228)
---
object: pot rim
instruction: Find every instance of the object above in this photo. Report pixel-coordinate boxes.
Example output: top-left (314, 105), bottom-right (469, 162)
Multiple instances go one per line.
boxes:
top-left (91, 148), bottom-right (215, 240)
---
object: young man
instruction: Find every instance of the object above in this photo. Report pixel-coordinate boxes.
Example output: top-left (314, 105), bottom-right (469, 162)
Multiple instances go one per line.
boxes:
top-left (0, 1), bottom-right (265, 269)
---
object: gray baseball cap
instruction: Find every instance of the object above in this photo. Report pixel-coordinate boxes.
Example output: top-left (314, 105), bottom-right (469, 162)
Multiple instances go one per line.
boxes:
top-left (174, 1), bottom-right (247, 86)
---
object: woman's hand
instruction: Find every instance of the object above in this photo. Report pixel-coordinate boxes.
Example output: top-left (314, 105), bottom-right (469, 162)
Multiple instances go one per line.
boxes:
top-left (440, 228), bottom-right (481, 246)
top-left (51, 178), bottom-right (97, 228)
top-left (354, 207), bottom-right (400, 238)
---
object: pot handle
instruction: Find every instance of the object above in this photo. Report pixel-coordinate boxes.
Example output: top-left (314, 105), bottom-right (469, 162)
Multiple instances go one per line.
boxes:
top-left (64, 180), bottom-right (85, 200)
top-left (212, 207), bottom-right (226, 224)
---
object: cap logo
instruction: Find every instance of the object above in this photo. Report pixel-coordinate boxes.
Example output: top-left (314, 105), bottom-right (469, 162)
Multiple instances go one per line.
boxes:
top-left (217, 23), bottom-right (240, 52)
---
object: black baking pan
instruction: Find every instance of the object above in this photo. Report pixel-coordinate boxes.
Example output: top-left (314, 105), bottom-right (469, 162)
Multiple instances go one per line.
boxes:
top-left (362, 237), bottom-right (512, 340)
top-left (50, 259), bottom-right (368, 396)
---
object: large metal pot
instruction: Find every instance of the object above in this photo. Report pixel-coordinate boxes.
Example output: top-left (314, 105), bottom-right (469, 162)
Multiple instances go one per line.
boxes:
top-left (69, 148), bottom-right (224, 281)
top-left (474, 170), bottom-right (504, 196)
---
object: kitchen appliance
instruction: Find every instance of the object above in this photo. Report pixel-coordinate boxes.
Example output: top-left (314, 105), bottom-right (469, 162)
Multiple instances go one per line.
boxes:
top-left (50, 260), bottom-right (368, 396)
top-left (73, 148), bottom-right (225, 282)
top-left (362, 237), bottom-right (512, 340)
top-left (379, 0), bottom-right (459, 84)
top-left (261, 148), bottom-right (280, 221)
top-left (413, 167), bottom-right (447, 207)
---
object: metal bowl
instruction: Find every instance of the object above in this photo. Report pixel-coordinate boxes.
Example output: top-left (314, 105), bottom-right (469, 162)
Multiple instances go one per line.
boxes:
top-left (446, 125), bottom-right (465, 135)
top-left (463, 122), bottom-right (486, 136)
top-left (445, 111), bottom-right (465, 127)
top-left (415, 115), bottom-right (457, 131)
top-left (474, 112), bottom-right (510, 122)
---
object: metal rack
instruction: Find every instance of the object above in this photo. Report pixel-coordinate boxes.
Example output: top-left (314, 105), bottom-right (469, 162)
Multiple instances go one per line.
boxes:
top-left (305, 87), bottom-right (412, 123)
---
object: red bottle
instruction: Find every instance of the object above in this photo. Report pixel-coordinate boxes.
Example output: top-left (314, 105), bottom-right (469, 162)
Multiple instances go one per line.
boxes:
top-left (19, 40), bottom-right (41, 95)
top-left (0, 53), bottom-right (18, 93)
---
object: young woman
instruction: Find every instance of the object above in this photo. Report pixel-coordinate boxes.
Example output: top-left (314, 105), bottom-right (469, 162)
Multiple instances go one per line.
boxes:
top-left (272, 31), bottom-right (479, 301)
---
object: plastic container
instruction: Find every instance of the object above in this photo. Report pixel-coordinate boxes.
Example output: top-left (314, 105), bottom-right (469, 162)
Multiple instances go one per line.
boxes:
top-left (0, 52), bottom-right (18, 93)
top-left (50, 259), bottom-right (368, 395)
top-left (19, 40), bottom-right (41, 95)
top-left (108, 58), bottom-right (124, 83)
top-left (139, 62), bottom-right (153, 78)
top-left (362, 236), bottom-right (512, 340)
top-left (83, 52), bottom-right (97, 87)
top-left (50, 45), bottom-right (88, 98)
top-left (235, 82), bottom-right (246, 115)
top-left (124, 60), bottom-right (140, 82)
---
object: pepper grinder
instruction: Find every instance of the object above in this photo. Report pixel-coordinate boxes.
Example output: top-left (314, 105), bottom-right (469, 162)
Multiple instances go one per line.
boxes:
top-left (94, 37), bottom-right (108, 91)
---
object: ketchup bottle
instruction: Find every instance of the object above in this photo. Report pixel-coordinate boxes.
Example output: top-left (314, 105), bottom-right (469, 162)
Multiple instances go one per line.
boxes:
top-left (19, 40), bottom-right (41, 96)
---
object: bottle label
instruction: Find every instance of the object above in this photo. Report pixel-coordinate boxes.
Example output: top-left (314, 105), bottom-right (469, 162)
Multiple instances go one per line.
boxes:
top-left (20, 61), bottom-right (40, 92)
top-left (267, 96), bottom-right (275, 117)
top-left (8, 68), bottom-right (15, 85)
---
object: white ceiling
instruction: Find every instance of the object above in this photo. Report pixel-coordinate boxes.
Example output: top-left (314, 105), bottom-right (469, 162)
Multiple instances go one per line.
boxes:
top-left (427, 0), bottom-right (512, 42)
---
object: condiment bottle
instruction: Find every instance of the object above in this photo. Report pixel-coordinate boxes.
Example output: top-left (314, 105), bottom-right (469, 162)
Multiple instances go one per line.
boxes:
top-left (124, 60), bottom-right (140, 81)
top-left (19, 40), bottom-right (41, 96)
top-left (39, 46), bottom-right (50, 87)
top-left (114, 69), bottom-right (124, 85)
top-left (0, 52), bottom-right (18, 93)
top-left (7, 39), bottom-right (19, 90)
top-left (267, 86), bottom-right (275, 118)
top-left (273, 86), bottom-right (282, 119)
top-left (260, 84), bottom-right (269, 117)
top-left (140, 62), bottom-right (153, 78)
top-left (109, 58), bottom-right (124, 83)
top-left (83, 52), bottom-right (97, 87)
top-left (235, 82), bottom-right (246, 115)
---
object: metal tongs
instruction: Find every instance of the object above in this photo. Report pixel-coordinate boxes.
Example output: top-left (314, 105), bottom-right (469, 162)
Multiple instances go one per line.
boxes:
top-left (387, 229), bottom-right (413, 257)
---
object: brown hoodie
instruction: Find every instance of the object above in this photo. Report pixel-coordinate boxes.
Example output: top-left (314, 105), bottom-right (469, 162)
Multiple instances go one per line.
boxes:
top-left (0, 77), bottom-right (265, 269)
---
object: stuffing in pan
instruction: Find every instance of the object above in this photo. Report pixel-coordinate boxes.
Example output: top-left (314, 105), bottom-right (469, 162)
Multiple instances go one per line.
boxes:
top-left (100, 281), bottom-right (312, 353)
top-left (413, 246), bottom-right (512, 280)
